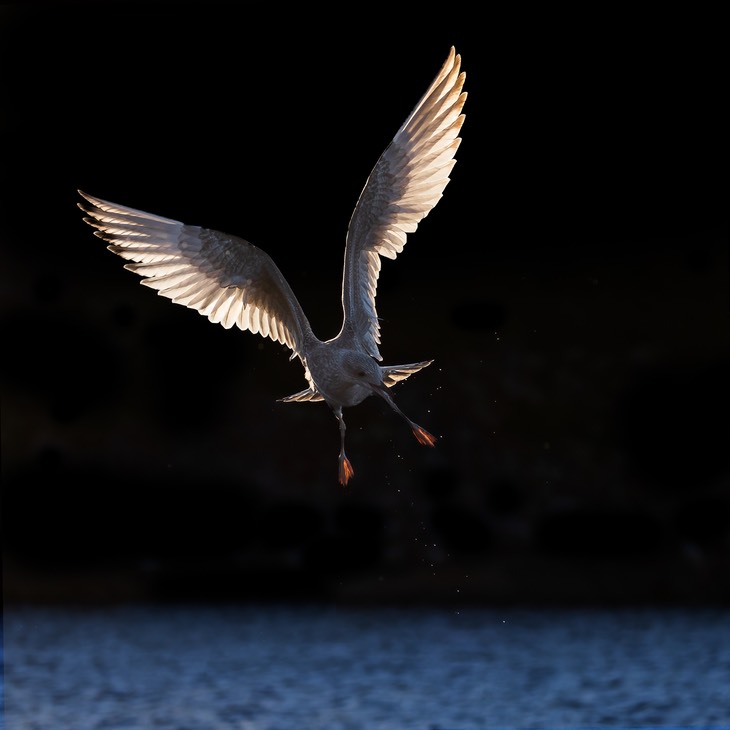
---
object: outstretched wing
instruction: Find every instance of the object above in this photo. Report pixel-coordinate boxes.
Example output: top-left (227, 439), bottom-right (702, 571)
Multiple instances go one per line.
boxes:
top-left (78, 191), bottom-right (313, 359)
top-left (278, 386), bottom-right (325, 403)
top-left (341, 47), bottom-right (466, 360)
top-left (382, 359), bottom-right (434, 388)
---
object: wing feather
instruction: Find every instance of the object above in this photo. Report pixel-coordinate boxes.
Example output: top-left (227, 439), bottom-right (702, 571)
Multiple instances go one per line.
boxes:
top-left (78, 191), bottom-right (312, 355)
top-left (381, 360), bottom-right (434, 388)
top-left (341, 47), bottom-right (466, 360)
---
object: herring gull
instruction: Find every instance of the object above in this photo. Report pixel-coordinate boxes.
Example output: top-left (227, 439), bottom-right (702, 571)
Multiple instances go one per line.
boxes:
top-left (78, 47), bottom-right (467, 484)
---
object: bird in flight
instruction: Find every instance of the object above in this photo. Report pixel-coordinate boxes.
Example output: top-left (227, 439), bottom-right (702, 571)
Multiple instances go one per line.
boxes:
top-left (78, 47), bottom-right (466, 485)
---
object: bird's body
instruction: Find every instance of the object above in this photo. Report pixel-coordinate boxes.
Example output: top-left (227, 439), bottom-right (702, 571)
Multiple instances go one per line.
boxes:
top-left (78, 47), bottom-right (466, 484)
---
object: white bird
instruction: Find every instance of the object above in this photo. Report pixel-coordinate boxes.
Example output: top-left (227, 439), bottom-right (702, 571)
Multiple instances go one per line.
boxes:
top-left (78, 47), bottom-right (466, 485)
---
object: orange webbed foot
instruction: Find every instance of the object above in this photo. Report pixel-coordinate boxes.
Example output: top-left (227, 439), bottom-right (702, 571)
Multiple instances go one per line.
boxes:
top-left (339, 455), bottom-right (355, 485)
top-left (412, 424), bottom-right (437, 447)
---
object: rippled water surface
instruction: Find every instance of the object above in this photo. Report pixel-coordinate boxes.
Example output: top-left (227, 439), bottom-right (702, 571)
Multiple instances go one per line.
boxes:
top-left (3, 603), bottom-right (730, 729)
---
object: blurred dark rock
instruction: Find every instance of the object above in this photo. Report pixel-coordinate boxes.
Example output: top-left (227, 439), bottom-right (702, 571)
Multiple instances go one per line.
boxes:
top-left (109, 303), bottom-right (138, 330)
top-left (617, 359), bottom-right (730, 493)
top-left (419, 465), bottom-right (461, 500)
top-left (1, 6), bottom-right (727, 607)
top-left (300, 501), bottom-right (387, 576)
top-left (450, 297), bottom-right (507, 331)
top-left (256, 500), bottom-right (327, 551)
top-left (305, 533), bottom-right (383, 576)
top-left (141, 316), bottom-right (252, 434)
top-left (2, 452), bottom-right (262, 567)
top-left (674, 496), bottom-right (730, 547)
top-left (1, 311), bottom-right (122, 422)
top-left (486, 478), bottom-right (525, 515)
top-left (32, 273), bottom-right (64, 304)
top-left (144, 562), bottom-right (330, 603)
top-left (535, 506), bottom-right (667, 558)
top-left (430, 502), bottom-right (493, 554)
top-left (334, 500), bottom-right (384, 539)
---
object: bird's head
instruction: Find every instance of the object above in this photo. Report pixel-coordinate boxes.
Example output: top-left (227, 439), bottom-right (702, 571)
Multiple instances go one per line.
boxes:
top-left (343, 352), bottom-right (384, 391)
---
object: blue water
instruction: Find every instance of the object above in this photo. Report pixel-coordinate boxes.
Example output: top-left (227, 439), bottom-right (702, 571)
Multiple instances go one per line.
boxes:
top-left (3, 603), bottom-right (729, 729)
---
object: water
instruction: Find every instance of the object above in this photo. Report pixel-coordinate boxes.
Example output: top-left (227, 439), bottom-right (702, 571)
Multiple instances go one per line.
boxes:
top-left (3, 603), bottom-right (729, 729)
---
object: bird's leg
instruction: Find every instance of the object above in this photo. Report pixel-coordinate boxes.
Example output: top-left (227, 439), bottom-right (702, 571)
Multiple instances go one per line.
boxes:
top-left (370, 385), bottom-right (437, 447)
top-left (334, 406), bottom-right (355, 485)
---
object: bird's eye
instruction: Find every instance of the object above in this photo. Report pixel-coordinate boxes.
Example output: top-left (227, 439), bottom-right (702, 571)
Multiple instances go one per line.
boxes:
top-left (357, 371), bottom-right (367, 378)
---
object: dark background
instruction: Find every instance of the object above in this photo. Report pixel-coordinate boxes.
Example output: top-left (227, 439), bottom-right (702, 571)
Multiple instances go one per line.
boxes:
top-left (2, 4), bottom-right (727, 606)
